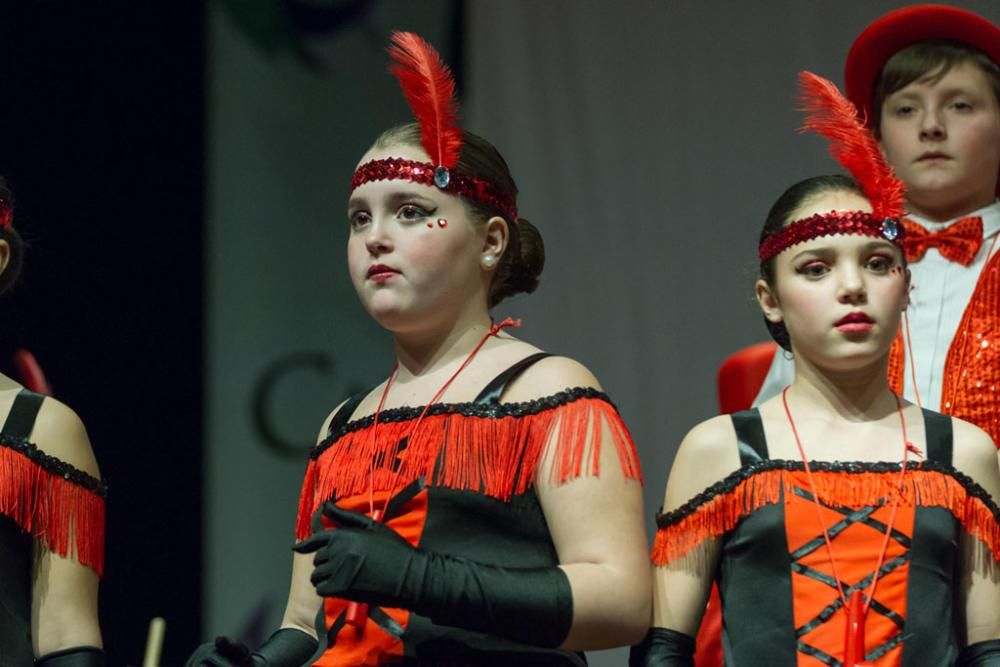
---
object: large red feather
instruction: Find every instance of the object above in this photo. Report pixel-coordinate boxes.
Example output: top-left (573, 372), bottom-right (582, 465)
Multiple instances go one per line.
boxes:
top-left (798, 71), bottom-right (905, 220)
top-left (388, 32), bottom-right (462, 170)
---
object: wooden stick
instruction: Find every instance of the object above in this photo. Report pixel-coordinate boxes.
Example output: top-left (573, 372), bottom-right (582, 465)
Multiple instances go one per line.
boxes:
top-left (142, 617), bottom-right (167, 667)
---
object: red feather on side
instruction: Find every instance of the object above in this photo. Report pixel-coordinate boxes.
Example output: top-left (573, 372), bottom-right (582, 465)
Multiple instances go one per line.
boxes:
top-left (388, 32), bottom-right (462, 170)
top-left (798, 71), bottom-right (905, 220)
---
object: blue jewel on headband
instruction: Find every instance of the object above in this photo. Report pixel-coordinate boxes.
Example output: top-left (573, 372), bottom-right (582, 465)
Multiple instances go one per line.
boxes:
top-left (881, 218), bottom-right (901, 241)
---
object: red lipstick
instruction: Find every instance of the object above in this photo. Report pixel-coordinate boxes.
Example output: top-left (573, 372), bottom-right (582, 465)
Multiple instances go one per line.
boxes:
top-left (367, 264), bottom-right (400, 282)
top-left (834, 311), bottom-right (874, 333)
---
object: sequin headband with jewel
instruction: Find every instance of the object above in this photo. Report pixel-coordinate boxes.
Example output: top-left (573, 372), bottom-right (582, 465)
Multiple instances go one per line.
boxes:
top-left (759, 210), bottom-right (904, 262)
top-left (351, 157), bottom-right (519, 223)
top-left (761, 72), bottom-right (909, 264)
top-left (350, 32), bottom-right (519, 224)
top-left (0, 198), bottom-right (11, 229)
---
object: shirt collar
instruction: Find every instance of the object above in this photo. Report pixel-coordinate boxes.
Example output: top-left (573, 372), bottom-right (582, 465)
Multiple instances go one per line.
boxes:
top-left (905, 199), bottom-right (1000, 239)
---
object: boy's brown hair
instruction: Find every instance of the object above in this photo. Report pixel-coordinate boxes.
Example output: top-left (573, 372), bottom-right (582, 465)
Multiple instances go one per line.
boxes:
top-left (871, 39), bottom-right (1000, 136)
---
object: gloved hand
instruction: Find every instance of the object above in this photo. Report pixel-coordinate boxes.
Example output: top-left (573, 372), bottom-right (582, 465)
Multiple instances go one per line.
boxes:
top-left (628, 627), bottom-right (695, 667)
top-left (958, 639), bottom-right (1000, 666)
top-left (184, 629), bottom-right (317, 667)
top-left (294, 502), bottom-right (573, 648)
top-left (293, 502), bottom-right (420, 605)
top-left (185, 636), bottom-right (254, 667)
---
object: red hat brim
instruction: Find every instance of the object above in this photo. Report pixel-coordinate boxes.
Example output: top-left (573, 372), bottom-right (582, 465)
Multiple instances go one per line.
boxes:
top-left (845, 4), bottom-right (1000, 196)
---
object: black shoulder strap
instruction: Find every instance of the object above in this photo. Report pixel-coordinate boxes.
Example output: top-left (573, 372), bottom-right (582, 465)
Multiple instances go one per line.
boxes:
top-left (920, 408), bottom-right (953, 465)
top-left (1, 389), bottom-right (45, 440)
top-left (474, 352), bottom-right (553, 405)
top-left (731, 408), bottom-right (769, 464)
top-left (325, 394), bottom-right (365, 438)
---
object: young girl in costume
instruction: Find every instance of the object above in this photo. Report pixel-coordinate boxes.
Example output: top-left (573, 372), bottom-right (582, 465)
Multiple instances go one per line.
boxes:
top-left (632, 74), bottom-right (1000, 666)
top-left (755, 4), bottom-right (1000, 454)
top-left (0, 177), bottom-right (106, 666)
top-left (186, 33), bottom-right (649, 667)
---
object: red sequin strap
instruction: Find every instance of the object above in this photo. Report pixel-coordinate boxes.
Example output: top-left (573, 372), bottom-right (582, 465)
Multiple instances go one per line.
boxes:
top-left (0, 198), bottom-right (11, 228)
top-left (351, 157), bottom-right (518, 223)
top-left (759, 210), bottom-right (904, 263)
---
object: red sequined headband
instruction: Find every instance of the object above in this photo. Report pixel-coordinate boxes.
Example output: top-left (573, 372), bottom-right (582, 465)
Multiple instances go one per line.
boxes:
top-left (351, 157), bottom-right (519, 223)
top-left (0, 198), bottom-right (11, 228)
top-left (351, 32), bottom-right (519, 224)
top-left (759, 210), bottom-right (904, 262)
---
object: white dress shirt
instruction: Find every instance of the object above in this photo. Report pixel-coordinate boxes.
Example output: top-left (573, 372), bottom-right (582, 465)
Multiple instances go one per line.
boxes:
top-left (753, 201), bottom-right (1000, 408)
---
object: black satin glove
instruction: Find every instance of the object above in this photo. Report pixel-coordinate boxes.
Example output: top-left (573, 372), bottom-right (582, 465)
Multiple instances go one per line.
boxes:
top-left (184, 629), bottom-right (317, 667)
top-left (35, 647), bottom-right (105, 667)
top-left (958, 639), bottom-right (1000, 666)
top-left (294, 502), bottom-right (573, 648)
top-left (628, 627), bottom-right (695, 667)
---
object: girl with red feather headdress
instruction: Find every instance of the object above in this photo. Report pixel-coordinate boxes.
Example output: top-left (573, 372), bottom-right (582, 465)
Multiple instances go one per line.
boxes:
top-left (0, 175), bottom-right (107, 666)
top-left (185, 32), bottom-right (649, 666)
top-left (630, 74), bottom-right (1000, 666)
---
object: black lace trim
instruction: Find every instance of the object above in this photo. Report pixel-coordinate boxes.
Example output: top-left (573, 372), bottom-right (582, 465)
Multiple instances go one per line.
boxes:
top-left (311, 387), bottom-right (616, 461)
top-left (0, 435), bottom-right (107, 496)
top-left (656, 459), bottom-right (999, 529)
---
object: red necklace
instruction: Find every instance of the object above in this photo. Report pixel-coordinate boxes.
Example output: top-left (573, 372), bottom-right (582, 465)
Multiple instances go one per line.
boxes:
top-left (781, 387), bottom-right (914, 667)
top-left (347, 317), bottom-right (520, 629)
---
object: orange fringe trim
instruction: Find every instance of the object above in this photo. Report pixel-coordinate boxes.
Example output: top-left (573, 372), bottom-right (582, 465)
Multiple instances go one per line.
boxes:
top-left (296, 396), bottom-right (641, 540)
top-left (0, 445), bottom-right (105, 576)
top-left (651, 467), bottom-right (999, 567)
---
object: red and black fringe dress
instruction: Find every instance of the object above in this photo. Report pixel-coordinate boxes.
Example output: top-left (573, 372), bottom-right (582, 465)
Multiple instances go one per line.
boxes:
top-left (652, 408), bottom-right (999, 666)
top-left (0, 389), bottom-right (106, 665)
top-left (295, 353), bottom-right (643, 666)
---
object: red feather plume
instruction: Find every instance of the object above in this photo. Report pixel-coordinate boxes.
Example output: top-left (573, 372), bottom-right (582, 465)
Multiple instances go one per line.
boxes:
top-left (388, 32), bottom-right (462, 170)
top-left (798, 71), bottom-right (905, 220)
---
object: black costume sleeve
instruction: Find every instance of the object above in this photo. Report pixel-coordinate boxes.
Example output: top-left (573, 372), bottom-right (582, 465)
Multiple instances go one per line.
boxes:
top-left (185, 629), bottom-right (317, 667)
top-left (628, 627), bottom-right (695, 667)
top-left (958, 639), bottom-right (1000, 666)
top-left (35, 647), bottom-right (105, 667)
top-left (294, 502), bottom-right (573, 648)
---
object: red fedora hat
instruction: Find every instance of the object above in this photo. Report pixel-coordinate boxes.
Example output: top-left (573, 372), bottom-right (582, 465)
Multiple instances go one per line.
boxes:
top-left (845, 4), bottom-right (1000, 193)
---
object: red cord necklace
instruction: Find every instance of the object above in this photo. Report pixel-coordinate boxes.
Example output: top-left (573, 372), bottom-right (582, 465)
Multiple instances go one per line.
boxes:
top-left (347, 316), bottom-right (520, 628)
top-left (781, 386), bottom-right (914, 667)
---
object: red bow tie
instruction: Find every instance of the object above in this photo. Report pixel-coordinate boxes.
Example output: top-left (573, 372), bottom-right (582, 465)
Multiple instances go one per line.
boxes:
top-left (902, 216), bottom-right (983, 266)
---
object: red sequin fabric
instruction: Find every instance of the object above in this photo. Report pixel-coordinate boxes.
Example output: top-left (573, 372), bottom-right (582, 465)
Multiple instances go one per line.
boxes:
top-left (351, 157), bottom-right (518, 223)
top-left (886, 250), bottom-right (1000, 448)
top-left (941, 250), bottom-right (1000, 446)
top-left (759, 211), bottom-right (904, 263)
top-left (0, 198), bottom-right (11, 228)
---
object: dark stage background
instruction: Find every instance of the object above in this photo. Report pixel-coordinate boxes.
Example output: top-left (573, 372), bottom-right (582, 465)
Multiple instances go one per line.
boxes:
top-left (0, 3), bottom-right (205, 665)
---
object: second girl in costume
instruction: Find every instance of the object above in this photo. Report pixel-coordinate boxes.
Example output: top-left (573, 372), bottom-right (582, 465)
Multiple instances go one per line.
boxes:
top-left (187, 33), bottom-right (649, 667)
top-left (632, 74), bottom-right (1000, 666)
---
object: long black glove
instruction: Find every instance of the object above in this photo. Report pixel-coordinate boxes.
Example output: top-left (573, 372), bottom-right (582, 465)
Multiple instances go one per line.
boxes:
top-left (293, 502), bottom-right (573, 648)
top-left (35, 647), bottom-right (105, 667)
top-left (958, 639), bottom-right (1000, 666)
top-left (184, 628), bottom-right (317, 667)
top-left (628, 627), bottom-right (695, 667)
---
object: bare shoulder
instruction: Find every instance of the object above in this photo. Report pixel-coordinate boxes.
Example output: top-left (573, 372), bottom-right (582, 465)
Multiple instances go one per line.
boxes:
top-left (950, 417), bottom-right (1000, 498)
top-left (664, 415), bottom-right (741, 511)
top-left (501, 355), bottom-right (601, 403)
top-left (30, 398), bottom-right (100, 480)
top-left (673, 416), bottom-right (740, 472)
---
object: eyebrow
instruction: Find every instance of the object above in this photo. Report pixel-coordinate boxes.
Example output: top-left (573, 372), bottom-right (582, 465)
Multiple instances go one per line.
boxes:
top-left (789, 239), bottom-right (898, 260)
top-left (348, 188), bottom-right (437, 213)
